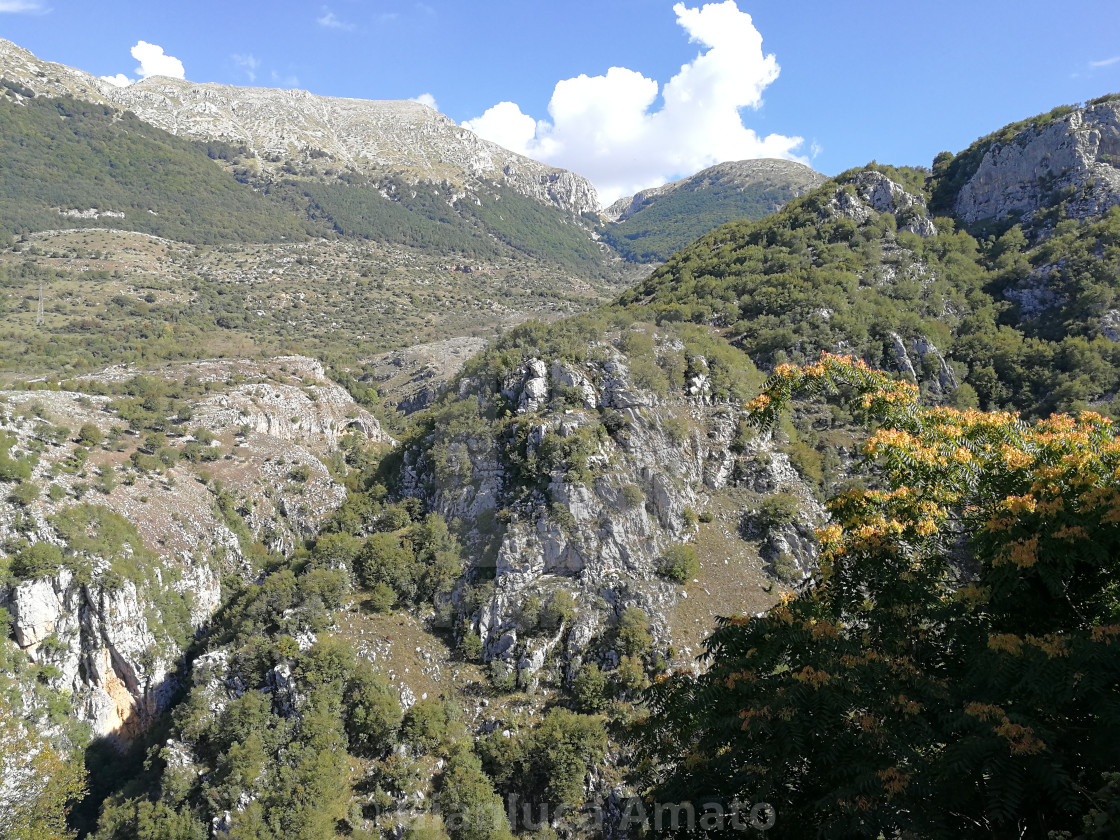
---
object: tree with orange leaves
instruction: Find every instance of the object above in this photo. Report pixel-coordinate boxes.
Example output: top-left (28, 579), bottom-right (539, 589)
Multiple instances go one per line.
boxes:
top-left (631, 353), bottom-right (1120, 839)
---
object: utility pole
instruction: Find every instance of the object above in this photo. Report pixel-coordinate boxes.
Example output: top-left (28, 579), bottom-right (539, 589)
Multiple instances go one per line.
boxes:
top-left (36, 280), bottom-right (44, 327)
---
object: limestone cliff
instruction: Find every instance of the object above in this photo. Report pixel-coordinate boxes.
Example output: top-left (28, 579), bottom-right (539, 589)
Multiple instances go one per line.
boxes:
top-left (400, 326), bottom-right (823, 687)
top-left (953, 98), bottom-right (1120, 226)
top-left (0, 355), bottom-right (387, 744)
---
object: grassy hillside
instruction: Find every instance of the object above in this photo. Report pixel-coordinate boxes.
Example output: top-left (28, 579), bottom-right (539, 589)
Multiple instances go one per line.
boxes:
top-left (0, 84), bottom-right (312, 244)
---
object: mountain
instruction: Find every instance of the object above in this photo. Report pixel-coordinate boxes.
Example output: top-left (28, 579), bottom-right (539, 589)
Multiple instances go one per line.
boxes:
top-left (0, 38), bottom-right (606, 272)
top-left (601, 158), bottom-right (826, 261)
top-left (0, 38), bottom-right (598, 216)
top-left (2, 44), bottom-right (1120, 839)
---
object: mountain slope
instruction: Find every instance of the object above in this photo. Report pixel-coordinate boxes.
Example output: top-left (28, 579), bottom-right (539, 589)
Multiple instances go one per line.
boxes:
top-left (0, 38), bottom-right (607, 272)
top-left (0, 38), bottom-right (598, 216)
top-left (0, 85), bottom-right (311, 244)
top-left (601, 159), bottom-right (826, 261)
top-left (3, 62), bottom-right (1120, 840)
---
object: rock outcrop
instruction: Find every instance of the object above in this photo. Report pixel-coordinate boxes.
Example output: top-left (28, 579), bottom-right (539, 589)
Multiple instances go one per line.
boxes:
top-left (826, 170), bottom-right (937, 236)
top-left (0, 355), bottom-right (386, 743)
top-left (401, 331), bottom-right (820, 685)
top-left (955, 99), bottom-right (1120, 225)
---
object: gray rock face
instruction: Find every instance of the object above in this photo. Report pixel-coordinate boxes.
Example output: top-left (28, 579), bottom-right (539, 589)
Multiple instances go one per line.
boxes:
top-left (955, 100), bottom-right (1120, 225)
top-left (0, 354), bottom-right (380, 745)
top-left (826, 171), bottom-right (937, 237)
top-left (404, 337), bottom-right (821, 684)
top-left (7, 569), bottom-right (187, 741)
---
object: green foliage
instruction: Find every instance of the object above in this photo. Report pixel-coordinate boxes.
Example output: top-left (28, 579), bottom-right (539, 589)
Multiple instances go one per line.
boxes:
top-left (10, 541), bottom-right (64, 579)
top-left (345, 662), bottom-right (403, 755)
top-left (89, 799), bottom-right (204, 840)
top-left (633, 356), bottom-right (1120, 839)
top-left (756, 492), bottom-right (802, 529)
top-left (619, 483), bottom-right (644, 508)
top-left (439, 745), bottom-right (515, 840)
top-left (367, 581), bottom-right (397, 612)
top-left (616, 606), bottom-right (653, 656)
top-left (402, 697), bottom-right (464, 753)
top-left (9, 480), bottom-right (38, 506)
top-left (287, 174), bottom-right (605, 273)
top-left (0, 94), bottom-right (310, 243)
top-left (539, 590), bottom-right (577, 632)
top-left (571, 662), bottom-right (610, 713)
top-left (0, 432), bottom-right (33, 482)
top-left (616, 654), bottom-right (650, 693)
top-left (657, 544), bottom-right (699, 583)
top-left (477, 708), bottom-right (607, 810)
top-left (76, 423), bottom-right (103, 447)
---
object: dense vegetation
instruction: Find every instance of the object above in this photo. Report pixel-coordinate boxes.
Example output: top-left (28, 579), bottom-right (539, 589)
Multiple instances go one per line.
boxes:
top-left (0, 85), bottom-right (311, 244)
top-left (285, 177), bottom-right (605, 273)
top-left (634, 355), bottom-right (1120, 838)
top-left (620, 165), bottom-right (1120, 418)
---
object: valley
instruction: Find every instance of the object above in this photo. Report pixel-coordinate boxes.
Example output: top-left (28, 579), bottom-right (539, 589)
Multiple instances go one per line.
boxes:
top-left (0, 34), bottom-right (1119, 840)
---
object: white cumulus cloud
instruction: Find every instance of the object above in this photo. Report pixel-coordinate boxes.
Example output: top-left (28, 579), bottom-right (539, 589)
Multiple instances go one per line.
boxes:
top-left (410, 93), bottom-right (438, 111)
top-left (100, 73), bottom-right (132, 87)
top-left (463, 1), bottom-right (804, 207)
top-left (131, 41), bottom-right (185, 80)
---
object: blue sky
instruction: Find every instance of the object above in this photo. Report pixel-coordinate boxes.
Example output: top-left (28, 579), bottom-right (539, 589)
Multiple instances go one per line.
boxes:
top-left (2, 0), bottom-right (1119, 203)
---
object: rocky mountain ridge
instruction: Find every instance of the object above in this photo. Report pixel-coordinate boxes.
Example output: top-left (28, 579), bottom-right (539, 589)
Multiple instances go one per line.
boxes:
top-left (0, 38), bottom-right (599, 217)
top-left (600, 158), bottom-right (827, 262)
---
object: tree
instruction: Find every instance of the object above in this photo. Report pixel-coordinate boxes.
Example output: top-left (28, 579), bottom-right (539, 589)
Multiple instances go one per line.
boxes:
top-left (77, 423), bottom-right (103, 447)
top-left (0, 707), bottom-right (89, 840)
top-left (616, 607), bottom-right (652, 656)
top-left (632, 353), bottom-right (1120, 839)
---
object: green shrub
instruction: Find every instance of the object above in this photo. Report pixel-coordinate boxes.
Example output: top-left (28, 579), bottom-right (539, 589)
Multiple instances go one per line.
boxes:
top-left (10, 541), bottom-right (65, 579)
top-left (439, 746), bottom-right (515, 840)
top-left (771, 551), bottom-right (801, 584)
top-left (367, 582), bottom-right (396, 613)
top-left (617, 607), bottom-right (653, 656)
top-left (402, 698), bottom-right (462, 753)
top-left (9, 480), bottom-right (38, 506)
top-left (345, 662), bottom-right (402, 755)
top-left (77, 423), bottom-right (103, 447)
top-left (617, 654), bottom-right (650, 692)
top-left (572, 662), bottom-right (610, 713)
top-left (658, 544), bottom-right (699, 583)
top-left (540, 590), bottom-right (577, 632)
top-left (757, 492), bottom-right (801, 529)
top-left (620, 483), bottom-right (644, 508)
top-left (457, 627), bottom-right (484, 661)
